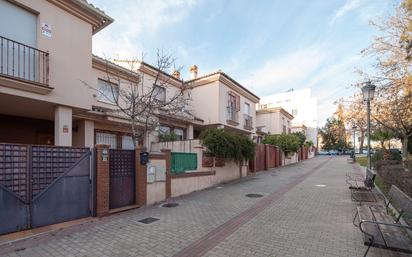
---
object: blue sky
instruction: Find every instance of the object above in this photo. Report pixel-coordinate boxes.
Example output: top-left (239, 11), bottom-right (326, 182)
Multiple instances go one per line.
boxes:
top-left (89, 0), bottom-right (399, 125)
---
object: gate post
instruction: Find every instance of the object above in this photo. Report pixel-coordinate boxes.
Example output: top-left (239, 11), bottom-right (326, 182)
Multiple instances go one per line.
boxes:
top-left (264, 144), bottom-right (269, 170)
top-left (95, 144), bottom-right (110, 217)
top-left (135, 147), bottom-right (147, 206)
top-left (161, 149), bottom-right (172, 199)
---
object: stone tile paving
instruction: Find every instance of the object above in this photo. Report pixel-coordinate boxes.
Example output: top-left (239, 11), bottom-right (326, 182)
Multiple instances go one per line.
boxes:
top-left (1, 156), bottom-right (409, 257)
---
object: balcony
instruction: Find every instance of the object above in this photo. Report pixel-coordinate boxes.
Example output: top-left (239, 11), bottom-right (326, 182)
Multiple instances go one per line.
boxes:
top-left (244, 114), bottom-right (253, 130)
top-left (226, 106), bottom-right (239, 125)
top-left (0, 36), bottom-right (51, 94)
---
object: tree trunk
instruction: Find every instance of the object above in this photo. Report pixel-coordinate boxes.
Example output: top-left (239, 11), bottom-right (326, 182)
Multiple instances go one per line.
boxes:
top-left (402, 136), bottom-right (409, 160)
top-left (359, 131), bottom-right (365, 154)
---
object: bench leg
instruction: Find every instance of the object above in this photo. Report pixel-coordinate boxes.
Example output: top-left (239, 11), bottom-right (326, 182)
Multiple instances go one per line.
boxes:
top-left (353, 209), bottom-right (359, 227)
top-left (363, 241), bottom-right (372, 257)
top-left (362, 233), bottom-right (374, 257)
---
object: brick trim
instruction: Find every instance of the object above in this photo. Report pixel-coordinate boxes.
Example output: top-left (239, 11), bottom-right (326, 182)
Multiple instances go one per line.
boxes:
top-left (161, 149), bottom-right (172, 198)
top-left (171, 170), bottom-right (216, 179)
top-left (95, 144), bottom-right (110, 217)
top-left (135, 147), bottom-right (147, 206)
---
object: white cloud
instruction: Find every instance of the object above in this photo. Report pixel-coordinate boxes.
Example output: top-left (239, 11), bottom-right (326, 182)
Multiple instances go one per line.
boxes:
top-left (90, 0), bottom-right (200, 58)
top-left (329, 0), bottom-right (361, 26)
top-left (239, 45), bottom-right (327, 95)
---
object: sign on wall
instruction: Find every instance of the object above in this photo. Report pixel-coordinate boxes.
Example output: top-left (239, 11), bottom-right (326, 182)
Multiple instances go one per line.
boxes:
top-left (41, 23), bottom-right (52, 38)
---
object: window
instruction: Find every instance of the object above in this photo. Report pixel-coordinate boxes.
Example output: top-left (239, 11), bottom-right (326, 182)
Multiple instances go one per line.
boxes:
top-left (122, 135), bottom-right (135, 149)
top-left (174, 128), bottom-right (184, 140)
top-left (244, 103), bottom-right (250, 115)
top-left (153, 85), bottom-right (166, 103)
top-left (97, 79), bottom-right (118, 105)
top-left (159, 125), bottom-right (170, 135)
top-left (96, 132), bottom-right (117, 149)
top-left (0, 1), bottom-right (37, 47)
top-left (227, 92), bottom-right (240, 111)
top-left (292, 109), bottom-right (298, 116)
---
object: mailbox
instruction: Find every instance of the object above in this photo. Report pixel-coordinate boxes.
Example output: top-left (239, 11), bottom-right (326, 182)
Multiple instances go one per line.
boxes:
top-left (101, 148), bottom-right (108, 162)
top-left (140, 151), bottom-right (149, 165)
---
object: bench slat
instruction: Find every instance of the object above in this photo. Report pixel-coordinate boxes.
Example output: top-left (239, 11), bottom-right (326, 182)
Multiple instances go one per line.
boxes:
top-left (370, 205), bottom-right (412, 253)
top-left (353, 190), bottom-right (377, 203)
top-left (389, 185), bottom-right (412, 219)
top-left (358, 205), bottom-right (386, 248)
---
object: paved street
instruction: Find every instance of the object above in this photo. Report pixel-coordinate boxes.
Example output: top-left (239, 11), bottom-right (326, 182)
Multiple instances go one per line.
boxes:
top-left (0, 156), bottom-right (410, 257)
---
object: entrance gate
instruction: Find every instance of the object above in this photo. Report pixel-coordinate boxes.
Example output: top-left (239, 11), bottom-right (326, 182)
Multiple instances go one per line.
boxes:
top-left (109, 149), bottom-right (135, 209)
top-left (0, 144), bottom-right (91, 235)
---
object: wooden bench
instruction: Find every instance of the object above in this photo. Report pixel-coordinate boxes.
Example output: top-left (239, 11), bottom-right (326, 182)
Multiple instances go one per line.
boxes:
top-left (353, 185), bottom-right (412, 256)
top-left (346, 169), bottom-right (378, 204)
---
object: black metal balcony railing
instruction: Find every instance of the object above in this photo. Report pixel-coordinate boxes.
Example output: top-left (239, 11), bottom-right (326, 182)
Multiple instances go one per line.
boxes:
top-left (0, 36), bottom-right (49, 87)
top-left (244, 114), bottom-right (253, 129)
top-left (227, 106), bottom-right (239, 123)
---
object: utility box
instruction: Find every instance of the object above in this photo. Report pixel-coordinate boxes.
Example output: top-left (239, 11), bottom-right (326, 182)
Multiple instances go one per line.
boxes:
top-left (147, 165), bottom-right (156, 183)
top-left (155, 166), bottom-right (166, 181)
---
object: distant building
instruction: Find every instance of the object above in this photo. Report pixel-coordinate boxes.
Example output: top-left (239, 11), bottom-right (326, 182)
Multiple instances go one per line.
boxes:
top-left (255, 107), bottom-right (294, 142)
top-left (259, 88), bottom-right (318, 145)
top-left (186, 65), bottom-right (260, 138)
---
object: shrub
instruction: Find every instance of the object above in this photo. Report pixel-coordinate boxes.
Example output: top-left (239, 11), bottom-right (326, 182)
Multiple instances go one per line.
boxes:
top-left (372, 149), bottom-right (402, 163)
top-left (292, 132), bottom-right (306, 147)
top-left (262, 134), bottom-right (300, 154)
top-left (200, 128), bottom-right (255, 162)
top-left (159, 132), bottom-right (177, 142)
top-left (304, 140), bottom-right (314, 148)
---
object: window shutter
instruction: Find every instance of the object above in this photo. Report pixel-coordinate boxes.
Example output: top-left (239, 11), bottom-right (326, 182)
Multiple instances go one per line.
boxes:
top-left (235, 95), bottom-right (240, 111)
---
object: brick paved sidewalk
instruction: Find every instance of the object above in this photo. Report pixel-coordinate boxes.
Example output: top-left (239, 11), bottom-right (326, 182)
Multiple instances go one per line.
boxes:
top-left (0, 156), bottom-right (410, 257)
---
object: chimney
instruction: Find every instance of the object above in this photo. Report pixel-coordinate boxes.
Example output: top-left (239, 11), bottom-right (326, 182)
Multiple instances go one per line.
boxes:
top-left (189, 64), bottom-right (198, 79)
top-left (172, 70), bottom-right (180, 79)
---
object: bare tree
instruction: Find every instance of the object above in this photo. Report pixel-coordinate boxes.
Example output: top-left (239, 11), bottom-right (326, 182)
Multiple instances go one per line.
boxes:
top-left (85, 50), bottom-right (193, 148)
top-left (356, 1), bottom-right (412, 159)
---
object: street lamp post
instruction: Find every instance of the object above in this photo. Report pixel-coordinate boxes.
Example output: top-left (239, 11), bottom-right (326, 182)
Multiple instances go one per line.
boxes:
top-left (352, 125), bottom-right (357, 156)
top-left (361, 81), bottom-right (376, 171)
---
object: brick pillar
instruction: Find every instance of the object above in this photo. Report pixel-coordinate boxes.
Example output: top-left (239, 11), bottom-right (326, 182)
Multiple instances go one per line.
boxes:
top-left (264, 144), bottom-right (269, 170)
top-left (95, 144), bottom-right (110, 217)
top-left (162, 149), bottom-right (172, 198)
top-left (274, 147), bottom-right (278, 168)
top-left (279, 150), bottom-right (283, 166)
top-left (135, 147), bottom-right (147, 206)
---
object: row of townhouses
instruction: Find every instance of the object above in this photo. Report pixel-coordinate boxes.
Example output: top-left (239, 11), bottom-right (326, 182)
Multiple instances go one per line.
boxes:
top-left (0, 0), bottom-right (316, 149)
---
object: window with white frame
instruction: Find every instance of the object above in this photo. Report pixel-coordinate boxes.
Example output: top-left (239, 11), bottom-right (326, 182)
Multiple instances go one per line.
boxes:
top-left (97, 79), bottom-right (119, 105)
top-left (244, 103), bottom-right (250, 115)
top-left (122, 135), bottom-right (135, 149)
top-left (96, 132), bottom-right (117, 149)
top-left (174, 128), bottom-right (184, 140)
top-left (153, 85), bottom-right (166, 103)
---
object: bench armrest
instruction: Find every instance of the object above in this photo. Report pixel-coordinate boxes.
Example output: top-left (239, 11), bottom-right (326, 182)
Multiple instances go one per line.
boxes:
top-left (359, 219), bottom-right (412, 232)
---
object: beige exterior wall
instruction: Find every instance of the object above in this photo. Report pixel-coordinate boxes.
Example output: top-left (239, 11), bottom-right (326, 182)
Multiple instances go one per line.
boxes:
top-left (171, 161), bottom-right (242, 197)
top-left (190, 77), bottom-right (258, 135)
top-left (217, 82), bottom-right (256, 133)
top-left (256, 110), bottom-right (292, 135)
top-left (147, 182), bottom-right (166, 205)
top-left (0, 0), bottom-right (94, 110)
top-left (189, 81), bottom-right (220, 125)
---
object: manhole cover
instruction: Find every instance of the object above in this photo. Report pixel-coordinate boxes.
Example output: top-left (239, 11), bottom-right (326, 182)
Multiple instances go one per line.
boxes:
top-left (138, 217), bottom-right (159, 224)
top-left (245, 194), bottom-right (264, 198)
top-left (162, 202), bottom-right (179, 208)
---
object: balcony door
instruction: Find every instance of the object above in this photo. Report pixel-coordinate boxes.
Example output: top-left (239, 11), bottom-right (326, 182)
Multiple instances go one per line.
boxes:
top-left (0, 1), bottom-right (37, 82)
top-left (0, 1), bottom-right (37, 47)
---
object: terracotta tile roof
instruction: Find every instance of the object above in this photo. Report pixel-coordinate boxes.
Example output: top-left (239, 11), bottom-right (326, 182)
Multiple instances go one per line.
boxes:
top-left (72, 0), bottom-right (114, 33)
top-left (185, 71), bottom-right (260, 101)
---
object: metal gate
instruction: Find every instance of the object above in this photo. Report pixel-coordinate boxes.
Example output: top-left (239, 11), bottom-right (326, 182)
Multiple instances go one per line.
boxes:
top-left (0, 144), bottom-right (91, 235)
top-left (109, 149), bottom-right (135, 209)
